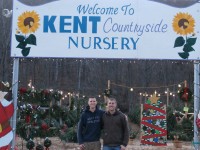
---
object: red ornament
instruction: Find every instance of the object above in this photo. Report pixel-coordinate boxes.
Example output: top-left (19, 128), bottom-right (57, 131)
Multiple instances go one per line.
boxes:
top-left (19, 88), bottom-right (27, 94)
top-left (42, 90), bottom-right (50, 95)
top-left (41, 123), bottom-right (49, 130)
top-left (25, 115), bottom-right (31, 123)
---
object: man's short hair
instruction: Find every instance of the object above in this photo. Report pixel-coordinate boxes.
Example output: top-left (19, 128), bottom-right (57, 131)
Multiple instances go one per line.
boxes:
top-left (88, 97), bottom-right (96, 101)
top-left (107, 97), bottom-right (117, 103)
top-left (108, 97), bottom-right (116, 101)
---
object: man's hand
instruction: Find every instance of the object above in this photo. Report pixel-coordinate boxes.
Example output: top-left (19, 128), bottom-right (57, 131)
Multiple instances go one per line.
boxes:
top-left (79, 144), bottom-right (85, 150)
top-left (121, 145), bottom-right (126, 150)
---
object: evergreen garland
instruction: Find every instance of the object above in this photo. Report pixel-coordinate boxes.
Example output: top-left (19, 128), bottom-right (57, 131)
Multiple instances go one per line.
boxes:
top-left (18, 88), bottom-right (63, 105)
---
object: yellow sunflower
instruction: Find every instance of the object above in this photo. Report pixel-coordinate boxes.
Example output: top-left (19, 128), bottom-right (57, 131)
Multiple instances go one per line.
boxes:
top-left (172, 12), bottom-right (195, 35)
top-left (17, 11), bottom-right (40, 34)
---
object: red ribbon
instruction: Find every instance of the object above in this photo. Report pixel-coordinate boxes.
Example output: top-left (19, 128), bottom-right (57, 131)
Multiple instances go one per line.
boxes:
top-left (141, 121), bottom-right (167, 134)
top-left (141, 140), bottom-right (167, 146)
top-left (142, 116), bottom-right (165, 120)
top-left (142, 133), bottom-right (167, 139)
top-left (143, 104), bottom-right (166, 114)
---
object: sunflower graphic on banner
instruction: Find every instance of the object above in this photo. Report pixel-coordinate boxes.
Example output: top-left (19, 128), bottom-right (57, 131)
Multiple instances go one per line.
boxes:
top-left (140, 94), bottom-right (167, 146)
top-left (172, 12), bottom-right (197, 59)
top-left (15, 11), bottom-right (40, 57)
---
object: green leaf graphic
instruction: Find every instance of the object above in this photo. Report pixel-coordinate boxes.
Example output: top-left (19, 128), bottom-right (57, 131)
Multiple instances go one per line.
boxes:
top-left (186, 37), bottom-right (197, 46)
top-left (183, 44), bottom-right (194, 52)
top-left (25, 34), bottom-right (36, 45)
top-left (174, 36), bottom-right (185, 48)
top-left (178, 52), bottom-right (189, 59)
top-left (16, 42), bottom-right (27, 49)
top-left (15, 35), bottom-right (25, 42)
top-left (22, 47), bottom-right (31, 56)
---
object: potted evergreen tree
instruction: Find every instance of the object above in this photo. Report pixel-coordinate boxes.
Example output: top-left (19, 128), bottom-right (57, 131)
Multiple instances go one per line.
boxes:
top-left (128, 129), bottom-right (138, 145)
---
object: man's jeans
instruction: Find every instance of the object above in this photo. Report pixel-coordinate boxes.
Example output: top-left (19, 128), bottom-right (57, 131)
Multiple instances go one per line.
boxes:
top-left (103, 145), bottom-right (121, 150)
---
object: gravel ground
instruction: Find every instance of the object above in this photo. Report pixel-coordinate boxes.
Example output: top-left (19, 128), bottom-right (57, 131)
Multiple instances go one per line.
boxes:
top-left (15, 137), bottom-right (195, 150)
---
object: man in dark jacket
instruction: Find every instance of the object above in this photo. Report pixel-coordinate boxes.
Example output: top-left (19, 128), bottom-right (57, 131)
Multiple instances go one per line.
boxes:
top-left (102, 97), bottom-right (129, 150)
top-left (77, 97), bottom-right (104, 150)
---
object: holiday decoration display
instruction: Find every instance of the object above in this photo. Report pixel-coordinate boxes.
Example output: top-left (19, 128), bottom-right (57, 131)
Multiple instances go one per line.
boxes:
top-left (17, 88), bottom-right (63, 148)
top-left (16, 86), bottom-right (86, 149)
top-left (0, 82), bottom-right (14, 150)
top-left (178, 81), bottom-right (193, 119)
top-left (140, 94), bottom-right (167, 146)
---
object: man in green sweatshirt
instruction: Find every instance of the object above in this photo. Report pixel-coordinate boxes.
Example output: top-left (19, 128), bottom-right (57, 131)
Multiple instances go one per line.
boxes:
top-left (102, 97), bottom-right (129, 150)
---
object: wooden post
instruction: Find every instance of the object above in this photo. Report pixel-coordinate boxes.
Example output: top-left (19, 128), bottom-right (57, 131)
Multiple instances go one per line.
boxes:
top-left (108, 80), bottom-right (110, 89)
top-left (166, 88), bottom-right (169, 107)
top-left (140, 104), bottom-right (143, 142)
top-left (104, 80), bottom-right (110, 104)
top-left (164, 105), bottom-right (167, 141)
top-left (184, 80), bottom-right (187, 87)
top-left (69, 93), bottom-right (71, 108)
top-left (59, 97), bottom-right (63, 125)
top-left (139, 93), bottom-right (142, 107)
top-left (184, 80), bottom-right (188, 118)
top-left (144, 92), bottom-right (148, 102)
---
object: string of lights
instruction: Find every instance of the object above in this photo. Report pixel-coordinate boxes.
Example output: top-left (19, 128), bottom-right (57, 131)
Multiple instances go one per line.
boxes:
top-left (23, 79), bottom-right (189, 99)
top-left (16, 58), bottom-right (195, 64)
top-left (110, 81), bottom-right (185, 97)
top-left (111, 81), bottom-right (185, 89)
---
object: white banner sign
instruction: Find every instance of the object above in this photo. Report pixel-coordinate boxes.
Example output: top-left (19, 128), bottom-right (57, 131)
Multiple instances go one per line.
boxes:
top-left (11, 0), bottom-right (200, 59)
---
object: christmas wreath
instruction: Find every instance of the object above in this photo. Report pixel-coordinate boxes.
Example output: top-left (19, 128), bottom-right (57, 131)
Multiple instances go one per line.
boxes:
top-left (44, 138), bottom-right (52, 148)
top-left (26, 140), bottom-right (35, 150)
top-left (104, 89), bottom-right (112, 97)
top-left (179, 87), bottom-right (192, 102)
top-left (36, 144), bottom-right (44, 150)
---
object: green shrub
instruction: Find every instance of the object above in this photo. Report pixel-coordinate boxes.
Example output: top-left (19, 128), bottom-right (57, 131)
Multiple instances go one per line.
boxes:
top-left (128, 107), bottom-right (141, 125)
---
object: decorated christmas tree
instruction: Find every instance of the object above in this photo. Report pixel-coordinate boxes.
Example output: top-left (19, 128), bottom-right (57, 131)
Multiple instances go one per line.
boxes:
top-left (140, 94), bottom-right (167, 146)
